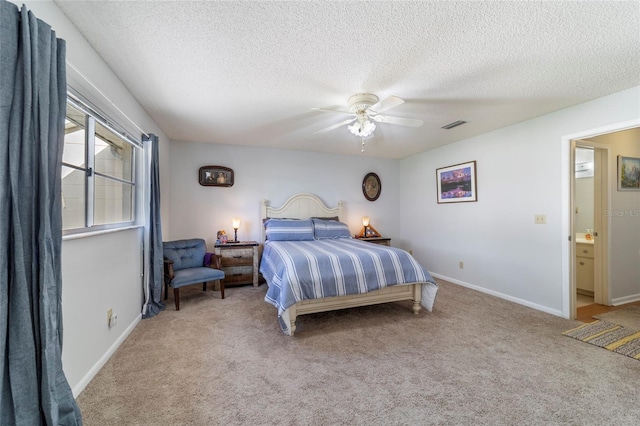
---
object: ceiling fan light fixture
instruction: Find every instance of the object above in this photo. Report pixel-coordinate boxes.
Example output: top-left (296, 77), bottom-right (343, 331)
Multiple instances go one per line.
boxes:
top-left (348, 119), bottom-right (376, 137)
top-left (313, 93), bottom-right (419, 149)
top-left (348, 93), bottom-right (379, 113)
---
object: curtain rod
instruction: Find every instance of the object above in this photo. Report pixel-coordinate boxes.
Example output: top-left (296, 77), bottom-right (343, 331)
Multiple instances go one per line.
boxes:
top-left (66, 61), bottom-right (149, 138)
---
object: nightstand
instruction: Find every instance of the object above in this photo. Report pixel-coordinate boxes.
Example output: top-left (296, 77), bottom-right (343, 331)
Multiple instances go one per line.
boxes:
top-left (357, 237), bottom-right (391, 246)
top-left (214, 241), bottom-right (259, 287)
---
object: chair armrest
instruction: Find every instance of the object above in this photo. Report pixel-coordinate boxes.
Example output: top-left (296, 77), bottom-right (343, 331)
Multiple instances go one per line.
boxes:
top-left (211, 254), bottom-right (222, 269)
top-left (163, 258), bottom-right (175, 280)
top-left (205, 253), bottom-right (222, 269)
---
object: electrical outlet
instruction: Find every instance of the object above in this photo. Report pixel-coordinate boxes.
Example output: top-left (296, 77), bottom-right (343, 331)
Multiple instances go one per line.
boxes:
top-left (459, 261), bottom-right (464, 269)
top-left (534, 214), bottom-right (547, 224)
top-left (107, 309), bottom-right (113, 327)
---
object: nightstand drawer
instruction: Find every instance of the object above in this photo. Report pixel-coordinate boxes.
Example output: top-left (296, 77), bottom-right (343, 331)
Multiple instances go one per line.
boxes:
top-left (221, 266), bottom-right (253, 285)
top-left (219, 248), bottom-right (254, 266)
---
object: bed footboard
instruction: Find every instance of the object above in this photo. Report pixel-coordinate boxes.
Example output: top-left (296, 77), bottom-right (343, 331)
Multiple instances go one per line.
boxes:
top-left (282, 283), bottom-right (422, 336)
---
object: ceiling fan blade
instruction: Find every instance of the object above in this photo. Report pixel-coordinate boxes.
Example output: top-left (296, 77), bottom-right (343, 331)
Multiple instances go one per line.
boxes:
top-left (314, 117), bottom-right (356, 134)
top-left (312, 107), bottom-right (351, 115)
top-left (370, 96), bottom-right (404, 113)
top-left (370, 114), bottom-right (423, 127)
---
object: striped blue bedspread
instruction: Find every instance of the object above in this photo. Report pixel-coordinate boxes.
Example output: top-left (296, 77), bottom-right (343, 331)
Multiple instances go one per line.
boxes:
top-left (260, 238), bottom-right (437, 323)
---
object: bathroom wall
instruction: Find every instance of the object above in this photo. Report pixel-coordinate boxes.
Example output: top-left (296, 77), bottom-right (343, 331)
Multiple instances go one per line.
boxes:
top-left (575, 147), bottom-right (594, 234)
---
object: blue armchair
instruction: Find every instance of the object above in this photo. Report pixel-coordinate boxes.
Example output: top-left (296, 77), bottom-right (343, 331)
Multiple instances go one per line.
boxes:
top-left (163, 238), bottom-right (225, 310)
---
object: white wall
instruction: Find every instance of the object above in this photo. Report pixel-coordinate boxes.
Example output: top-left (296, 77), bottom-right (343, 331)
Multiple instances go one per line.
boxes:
top-left (14, 0), bottom-right (170, 396)
top-left (399, 86), bottom-right (640, 316)
top-left (61, 228), bottom-right (143, 392)
top-left (167, 141), bottom-right (400, 248)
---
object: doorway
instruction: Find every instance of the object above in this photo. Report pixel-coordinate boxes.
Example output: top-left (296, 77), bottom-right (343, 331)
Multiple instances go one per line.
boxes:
top-left (565, 122), bottom-right (640, 321)
top-left (574, 146), bottom-right (596, 308)
top-left (572, 143), bottom-right (609, 315)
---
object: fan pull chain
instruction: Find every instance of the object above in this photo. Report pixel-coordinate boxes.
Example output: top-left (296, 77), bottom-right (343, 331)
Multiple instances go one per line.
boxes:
top-left (361, 137), bottom-right (365, 153)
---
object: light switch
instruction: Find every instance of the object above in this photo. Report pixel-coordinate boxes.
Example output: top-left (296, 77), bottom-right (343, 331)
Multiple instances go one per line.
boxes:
top-left (534, 214), bottom-right (547, 224)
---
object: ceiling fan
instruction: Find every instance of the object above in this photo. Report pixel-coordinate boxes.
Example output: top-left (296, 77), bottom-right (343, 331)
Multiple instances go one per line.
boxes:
top-left (312, 93), bottom-right (423, 151)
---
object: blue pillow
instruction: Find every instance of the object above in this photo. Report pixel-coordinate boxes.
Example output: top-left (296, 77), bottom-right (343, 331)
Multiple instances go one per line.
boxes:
top-left (265, 219), bottom-right (314, 241)
top-left (313, 219), bottom-right (352, 239)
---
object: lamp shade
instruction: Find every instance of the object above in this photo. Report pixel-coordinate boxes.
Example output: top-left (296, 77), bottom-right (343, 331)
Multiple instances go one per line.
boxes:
top-left (362, 216), bottom-right (370, 227)
top-left (232, 217), bottom-right (241, 229)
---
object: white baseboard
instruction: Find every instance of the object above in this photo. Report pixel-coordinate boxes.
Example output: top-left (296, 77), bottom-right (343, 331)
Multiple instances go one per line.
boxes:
top-left (72, 314), bottom-right (141, 398)
top-left (430, 273), bottom-right (564, 317)
top-left (611, 294), bottom-right (640, 306)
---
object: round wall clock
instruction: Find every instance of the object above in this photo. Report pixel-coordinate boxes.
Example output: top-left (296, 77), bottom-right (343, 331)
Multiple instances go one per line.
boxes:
top-left (362, 172), bottom-right (381, 201)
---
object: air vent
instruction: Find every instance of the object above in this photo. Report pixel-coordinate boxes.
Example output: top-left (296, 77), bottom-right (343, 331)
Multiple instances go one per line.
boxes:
top-left (442, 120), bottom-right (467, 130)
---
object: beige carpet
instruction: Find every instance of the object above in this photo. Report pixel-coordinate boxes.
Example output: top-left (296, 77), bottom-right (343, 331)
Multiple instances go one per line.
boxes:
top-left (594, 305), bottom-right (640, 330)
top-left (76, 280), bottom-right (640, 425)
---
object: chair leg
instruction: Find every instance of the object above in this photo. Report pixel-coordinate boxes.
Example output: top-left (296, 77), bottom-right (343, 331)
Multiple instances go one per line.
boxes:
top-left (219, 280), bottom-right (225, 299)
top-left (202, 282), bottom-right (207, 291)
top-left (164, 282), bottom-right (168, 300)
top-left (174, 288), bottom-right (180, 311)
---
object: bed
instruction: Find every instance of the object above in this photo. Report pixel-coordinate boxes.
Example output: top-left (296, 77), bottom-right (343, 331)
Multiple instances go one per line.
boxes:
top-left (259, 193), bottom-right (438, 335)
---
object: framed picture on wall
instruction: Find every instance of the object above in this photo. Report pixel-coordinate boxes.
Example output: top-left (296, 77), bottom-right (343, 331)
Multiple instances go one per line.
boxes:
top-left (617, 156), bottom-right (640, 191)
top-left (199, 165), bottom-right (234, 187)
top-left (362, 172), bottom-right (382, 201)
top-left (436, 161), bottom-right (477, 203)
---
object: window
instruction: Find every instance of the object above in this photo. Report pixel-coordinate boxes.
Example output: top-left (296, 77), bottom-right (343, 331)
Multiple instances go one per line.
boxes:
top-left (62, 103), bottom-right (87, 230)
top-left (62, 98), bottom-right (138, 233)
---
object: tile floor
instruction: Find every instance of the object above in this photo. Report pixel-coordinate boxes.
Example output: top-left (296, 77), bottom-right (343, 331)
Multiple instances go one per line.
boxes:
top-left (576, 293), bottom-right (594, 308)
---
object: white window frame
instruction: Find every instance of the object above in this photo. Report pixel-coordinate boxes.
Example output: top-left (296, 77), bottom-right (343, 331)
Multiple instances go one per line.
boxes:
top-left (62, 96), bottom-right (141, 235)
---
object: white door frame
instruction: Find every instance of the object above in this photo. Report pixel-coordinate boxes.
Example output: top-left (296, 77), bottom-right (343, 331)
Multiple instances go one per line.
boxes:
top-left (561, 118), bottom-right (640, 319)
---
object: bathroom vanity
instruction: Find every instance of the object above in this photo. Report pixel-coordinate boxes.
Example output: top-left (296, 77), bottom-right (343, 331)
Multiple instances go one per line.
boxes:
top-left (576, 241), bottom-right (594, 295)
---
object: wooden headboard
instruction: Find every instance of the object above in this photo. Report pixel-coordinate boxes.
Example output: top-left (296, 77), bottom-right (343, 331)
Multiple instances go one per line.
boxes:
top-left (260, 193), bottom-right (344, 241)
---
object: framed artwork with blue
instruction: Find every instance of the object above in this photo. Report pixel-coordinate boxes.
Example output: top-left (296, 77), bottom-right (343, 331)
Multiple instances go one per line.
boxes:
top-left (436, 161), bottom-right (477, 203)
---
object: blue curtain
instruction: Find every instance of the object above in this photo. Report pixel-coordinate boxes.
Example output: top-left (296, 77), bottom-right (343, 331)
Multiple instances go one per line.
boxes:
top-left (0, 2), bottom-right (82, 424)
top-left (142, 133), bottom-right (165, 318)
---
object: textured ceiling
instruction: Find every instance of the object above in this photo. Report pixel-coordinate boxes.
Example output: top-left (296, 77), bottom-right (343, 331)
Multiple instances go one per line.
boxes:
top-left (54, 1), bottom-right (640, 159)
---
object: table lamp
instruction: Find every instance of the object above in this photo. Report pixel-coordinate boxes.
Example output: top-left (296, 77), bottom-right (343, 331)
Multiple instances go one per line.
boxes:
top-left (362, 216), bottom-right (370, 236)
top-left (232, 217), bottom-right (241, 242)
top-left (359, 216), bottom-right (380, 238)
